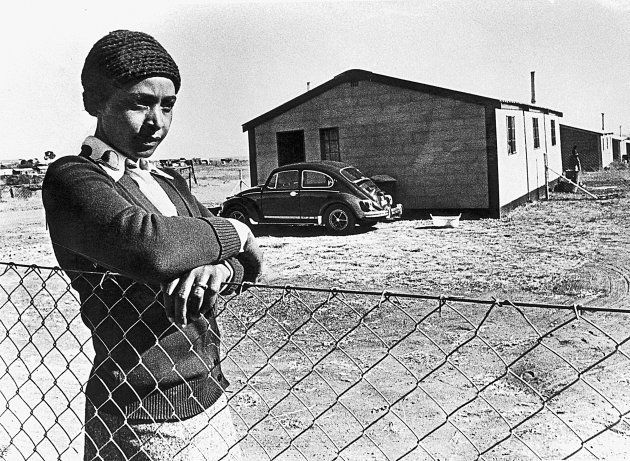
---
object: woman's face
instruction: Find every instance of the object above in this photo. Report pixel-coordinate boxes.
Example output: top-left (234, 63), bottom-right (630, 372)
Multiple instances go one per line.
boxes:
top-left (95, 77), bottom-right (177, 160)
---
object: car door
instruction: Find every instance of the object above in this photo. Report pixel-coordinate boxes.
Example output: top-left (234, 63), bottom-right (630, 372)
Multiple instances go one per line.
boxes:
top-left (260, 169), bottom-right (301, 222)
top-left (300, 169), bottom-right (336, 221)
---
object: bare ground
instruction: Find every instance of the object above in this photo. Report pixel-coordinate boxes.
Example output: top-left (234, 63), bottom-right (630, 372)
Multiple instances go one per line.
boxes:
top-left (2, 165), bottom-right (629, 308)
top-left (1, 166), bottom-right (630, 460)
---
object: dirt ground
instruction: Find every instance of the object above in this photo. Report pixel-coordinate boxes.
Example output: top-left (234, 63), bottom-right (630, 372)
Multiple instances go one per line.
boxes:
top-left (1, 164), bottom-right (630, 460)
top-left (4, 165), bottom-right (630, 306)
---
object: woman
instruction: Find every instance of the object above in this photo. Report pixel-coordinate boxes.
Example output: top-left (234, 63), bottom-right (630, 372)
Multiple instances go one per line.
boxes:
top-left (42, 30), bottom-right (262, 460)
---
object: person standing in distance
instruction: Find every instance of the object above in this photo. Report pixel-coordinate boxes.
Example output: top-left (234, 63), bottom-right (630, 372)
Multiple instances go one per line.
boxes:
top-left (569, 145), bottom-right (582, 172)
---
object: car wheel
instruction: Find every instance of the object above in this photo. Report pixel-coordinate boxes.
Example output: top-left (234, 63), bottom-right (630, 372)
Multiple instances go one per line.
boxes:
top-left (323, 204), bottom-right (356, 234)
top-left (224, 206), bottom-right (251, 226)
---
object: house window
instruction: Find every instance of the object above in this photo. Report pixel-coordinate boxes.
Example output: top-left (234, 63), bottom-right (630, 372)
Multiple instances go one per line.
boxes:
top-left (507, 116), bottom-right (517, 155)
top-left (533, 118), bottom-right (540, 149)
top-left (551, 120), bottom-right (556, 146)
top-left (320, 127), bottom-right (340, 161)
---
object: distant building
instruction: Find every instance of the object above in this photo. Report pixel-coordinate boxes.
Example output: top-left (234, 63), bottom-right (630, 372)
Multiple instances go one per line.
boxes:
top-left (612, 135), bottom-right (625, 162)
top-left (559, 124), bottom-right (614, 171)
top-left (615, 136), bottom-right (629, 162)
top-left (242, 69), bottom-right (563, 218)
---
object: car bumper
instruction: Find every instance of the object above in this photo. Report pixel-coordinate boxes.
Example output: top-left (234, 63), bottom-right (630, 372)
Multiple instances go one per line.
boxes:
top-left (362, 209), bottom-right (389, 219)
top-left (388, 204), bottom-right (403, 220)
top-left (360, 204), bottom-right (403, 221)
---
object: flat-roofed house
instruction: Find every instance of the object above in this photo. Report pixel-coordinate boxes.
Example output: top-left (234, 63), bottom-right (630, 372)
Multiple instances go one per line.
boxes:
top-left (560, 124), bottom-right (614, 171)
top-left (621, 137), bottom-right (630, 162)
top-left (242, 69), bottom-right (563, 218)
top-left (612, 135), bottom-right (625, 162)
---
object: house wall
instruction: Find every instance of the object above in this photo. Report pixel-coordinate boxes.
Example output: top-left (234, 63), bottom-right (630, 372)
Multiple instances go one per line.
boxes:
top-left (542, 114), bottom-right (563, 188)
top-left (621, 139), bottom-right (629, 161)
top-left (601, 134), bottom-right (614, 166)
top-left (612, 138), bottom-right (621, 161)
top-left (495, 109), bottom-right (562, 209)
top-left (253, 80), bottom-right (489, 210)
top-left (559, 125), bottom-right (603, 171)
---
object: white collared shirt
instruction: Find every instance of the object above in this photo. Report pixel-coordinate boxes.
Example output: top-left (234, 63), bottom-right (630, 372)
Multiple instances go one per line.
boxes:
top-left (83, 136), bottom-right (177, 217)
top-left (125, 161), bottom-right (178, 217)
top-left (82, 136), bottom-right (235, 283)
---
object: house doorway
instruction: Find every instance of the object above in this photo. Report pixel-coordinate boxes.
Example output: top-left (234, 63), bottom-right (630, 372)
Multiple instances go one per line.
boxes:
top-left (277, 130), bottom-right (305, 166)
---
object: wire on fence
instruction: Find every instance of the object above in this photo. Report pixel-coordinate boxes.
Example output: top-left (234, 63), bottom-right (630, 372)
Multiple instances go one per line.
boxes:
top-left (0, 262), bottom-right (629, 460)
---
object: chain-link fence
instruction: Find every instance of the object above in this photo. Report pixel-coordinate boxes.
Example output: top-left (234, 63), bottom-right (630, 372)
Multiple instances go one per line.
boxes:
top-left (0, 262), bottom-right (629, 460)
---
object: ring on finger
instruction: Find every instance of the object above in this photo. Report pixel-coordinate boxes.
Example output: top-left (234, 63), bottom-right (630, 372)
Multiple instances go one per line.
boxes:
top-left (193, 283), bottom-right (209, 291)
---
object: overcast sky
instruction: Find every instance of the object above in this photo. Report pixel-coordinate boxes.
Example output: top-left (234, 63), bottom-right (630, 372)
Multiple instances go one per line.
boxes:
top-left (1, 0), bottom-right (629, 161)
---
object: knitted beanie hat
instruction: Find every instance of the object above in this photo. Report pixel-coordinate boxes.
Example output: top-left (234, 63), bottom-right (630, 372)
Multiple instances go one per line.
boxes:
top-left (81, 30), bottom-right (180, 114)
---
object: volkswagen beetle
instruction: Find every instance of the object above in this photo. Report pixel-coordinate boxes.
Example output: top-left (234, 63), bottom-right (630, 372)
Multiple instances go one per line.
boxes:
top-left (220, 161), bottom-right (402, 234)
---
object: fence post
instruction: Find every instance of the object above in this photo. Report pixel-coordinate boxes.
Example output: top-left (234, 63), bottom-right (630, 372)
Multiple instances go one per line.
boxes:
top-left (190, 164), bottom-right (197, 186)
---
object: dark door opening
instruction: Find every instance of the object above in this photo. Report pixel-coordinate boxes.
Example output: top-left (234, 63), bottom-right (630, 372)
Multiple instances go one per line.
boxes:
top-left (277, 130), bottom-right (306, 166)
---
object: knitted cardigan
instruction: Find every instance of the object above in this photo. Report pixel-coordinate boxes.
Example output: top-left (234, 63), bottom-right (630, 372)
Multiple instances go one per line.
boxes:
top-left (42, 155), bottom-right (247, 422)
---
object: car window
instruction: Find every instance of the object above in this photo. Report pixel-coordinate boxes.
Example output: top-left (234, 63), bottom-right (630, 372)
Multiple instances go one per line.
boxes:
top-left (266, 173), bottom-right (278, 189)
top-left (302, 170), bottom-right (334, 188)
top-left (269, 170), bottom-right (299, 190)
top-left (340, 167), bottom-right (365, 182)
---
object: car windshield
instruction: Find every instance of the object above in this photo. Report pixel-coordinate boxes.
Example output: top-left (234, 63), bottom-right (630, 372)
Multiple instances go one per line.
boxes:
top-left (340, 167), bottom-right (365, 182)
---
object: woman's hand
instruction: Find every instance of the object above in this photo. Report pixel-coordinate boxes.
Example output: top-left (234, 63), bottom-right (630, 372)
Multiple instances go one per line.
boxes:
top-left (161, 263), bottom-right (232, 326)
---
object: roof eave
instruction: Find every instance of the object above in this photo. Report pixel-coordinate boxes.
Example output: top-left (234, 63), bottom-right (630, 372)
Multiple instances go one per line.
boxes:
top-left (500, 100), bottom-right (563, 117)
